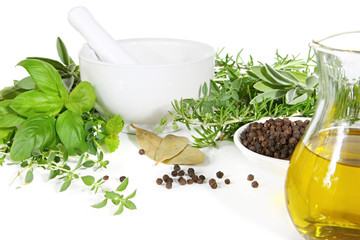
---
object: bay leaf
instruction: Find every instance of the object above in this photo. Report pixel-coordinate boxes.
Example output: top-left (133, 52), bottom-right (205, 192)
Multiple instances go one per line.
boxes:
top-left (131, 124), bottom-right (161, 160)
top-left (162, 146), bottom-right (205, 165)
top-left (155, 134), bottom-right (188, 165)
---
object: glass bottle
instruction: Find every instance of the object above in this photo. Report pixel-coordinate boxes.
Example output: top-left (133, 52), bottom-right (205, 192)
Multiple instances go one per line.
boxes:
top-left (285, 31), bottom-right (360, 240)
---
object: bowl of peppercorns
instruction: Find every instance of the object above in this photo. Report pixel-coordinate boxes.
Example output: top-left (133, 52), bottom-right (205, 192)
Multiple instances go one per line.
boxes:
top-left (234, 117), bottom-right (311, 175)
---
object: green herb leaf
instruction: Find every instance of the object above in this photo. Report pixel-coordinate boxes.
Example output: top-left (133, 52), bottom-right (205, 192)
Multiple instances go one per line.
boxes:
top-left (56, 37), bottom-right (71, 66)
top-left (113, 204), bottom-right (124, 215)
top-left (249, 89), bottom-right (288, 104)
top-left (17, 59), bottom-right (68, 100)
top-left (81, 175), bottom-right (95, 186)
top-left (25, 168), bottom-right (34, 184)
top-left (60, 178), bottom-right (72, 192)
top-left (10, 90), bottom-right (63, 117)
top-left (306, 76), bottom-right (318, 88)
top-left (0, 127), bottom-right (15, 142)
top-left (65, 81), bottom-right (96, 114)
top-left (105, 191), bottom-right (119, 200)
top-left (10, 115), bottom-right (56, 161)
top-left (253, 81), bottom-right (278, 92)
top-left (91, 198), bottom-right (108, 208)
top-left (105, 115), bottom-right (124, 135)
top-left (56, 110), bottom-right (88, 156)
top-left (104, 135), bottom-right (120, 153)
top-left (125, 189), bottom-right (137, 200)
top-left (123, 200), bottom-right (136, 210)
top-left (15, 76), bottom-right (35, 90)
top-left (82, 160), bottom-right (95, 168)
top-left (0, 100), bottom-right (26, 127)
top-left (116, 177), bottom-right (128, 192)
top-left (49, 169), bottom-right (60, 180)
top-left (26, 57), bottom-right (67, 73)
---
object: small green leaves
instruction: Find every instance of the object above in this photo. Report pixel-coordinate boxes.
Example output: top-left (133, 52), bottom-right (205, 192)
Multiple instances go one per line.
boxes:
top-left (25, 168), bottom-right (34, 184)
top-left (124, 200), bottom-right (136, 210)
top-left (65, 81), bottom-right (96, 114)
top-left (126, 189), bottom-right (137, 200)
top-left (81, 175), bottom-right (95, 186)
top-left (60, 178), bottom-right (72, 192)
top-left (92, 198), bottom-right (108, 209)
top-left (57, 37), bottom-right (71, 66)
top-left (114, 204), bottom-right (124, 215)
top-left (116, 177), bottom-right (128, 192)
top-left (83, 160), bottom-right (95, 168)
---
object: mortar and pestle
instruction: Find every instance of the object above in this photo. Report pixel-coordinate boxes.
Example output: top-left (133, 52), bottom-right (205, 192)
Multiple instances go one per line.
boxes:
top-left (68, 6), bottom-right (215, 131)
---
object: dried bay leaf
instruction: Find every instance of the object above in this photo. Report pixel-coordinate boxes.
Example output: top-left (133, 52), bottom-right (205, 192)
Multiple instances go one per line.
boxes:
top-left (131, 124), bottom-right (161, 160)
top-left (155, 134), bottom-right (188, 165)
top-left (162, 146), bottom-right (204, 165)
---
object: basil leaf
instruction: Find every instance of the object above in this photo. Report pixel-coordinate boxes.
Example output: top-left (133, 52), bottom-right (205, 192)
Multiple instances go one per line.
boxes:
top-left (56, 37), bottom-right (71, 66)
top-left (10, 90), bottom-right (63, 117)
top-left (104, 135), bottom-right (120, 153)
top-left (105, 115), bottom-right (124, 135)
top-left (0, 100), bottom-right (26, 127)
top-left (27, 57), bottom-right (67, 72)
top-left (15, 76), bottom-right (35, 90)
top-left (65, 81), bottom-right (95, 114)
top-left (17, 59), bottom-right (68, 100)
top-left (56, 110), bottom-right (88, 156)
top-left (0, 127), bottom-right (15, 142)
top-left (0, 85), bottom-right (27, 100)
top-left (10, 115), bottom-right (57, 161)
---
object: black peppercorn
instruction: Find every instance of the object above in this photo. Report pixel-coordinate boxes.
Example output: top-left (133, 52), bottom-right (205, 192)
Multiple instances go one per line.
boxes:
top-left (188, 168), bottom-right (195, 174)
top-left (187, 179), bottom-right (194, 184)
top-left (171, 170), bottom-right (178, 177)
top-left (199, 175), bottom-right (206, 180)
top-left (103, 175), bottom-right (109, 180)
top-left (247, 174), bottom-right (254, 181)
top-left (163, 174), bottom-right (170, 181)
top-left (156, 178), bottom-right (163, 185)
top-left (174, 164), bottom-right (181, 172)
top-left (178, 177), bottom-right (186, 185)
top-left (224, 179), bottom-right (230, 184)
top-left (166, 181), bottom-right (172, 189)
top-left (139, 149), bottom-right (145, 155)
top-left (251, 181), bottom-right (259, 188)
top-left (178, 170), bottom-right (185, 176)
top-left (216, 171), bottom-right (224, 179)
top-left (120, 176), bottom-right (126, 182)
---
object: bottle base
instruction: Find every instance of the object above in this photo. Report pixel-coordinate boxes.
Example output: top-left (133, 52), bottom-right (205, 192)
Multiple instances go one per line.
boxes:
top-left (297, 223), bottom-right (360, 240)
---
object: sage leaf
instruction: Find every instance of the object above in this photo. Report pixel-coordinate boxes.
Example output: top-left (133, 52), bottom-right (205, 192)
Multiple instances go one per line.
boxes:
top-left (162, 146), bottom-right (205, 165)
top-left (305, 76), bottom-right (318, 88)
top-left (65, 81), bottom-right (95, 114)
top-left (17, 59), bottom-right (68, 100)
top-left (116, 177), bottom-right (128, 192)
top-left (81, 175), bottom-right (95, 186)
top-left (15, 76), bottom-right (35, 90)
top-left (92, 198), bottom-right (108, 209)
top-left (10, 115), bottom-right (56, 161)
top-left (155, 134), bottom-right (188, 165)
top-left (10, 90), bottom-right (63, 117)
top-left (56, 110), bottom-right (88, 156)
top-left (131, 124), bottom-right (162, 160)
top-left (124, 200), bottom-right (136, 210)
top-left (56, 37), bottom-right (71, 66)
top-left (249, 89), bottom-right (288, 104)
top-left (253, 81), bottom-right (278, 92)
top-left (60, 178), bottom-right (72, 192)
top-left (25, 168), bottom-right (34, 184)
top-left (286, 89), bottom-right (297, 103)
top-left (288, 92), bottom-right (310, 105)
top-left (0, 100), bottom-right (26, 127)
top-left (264, 64), bottom-right (297, 86)
top-left (113, 204), bottom-right (124, 215)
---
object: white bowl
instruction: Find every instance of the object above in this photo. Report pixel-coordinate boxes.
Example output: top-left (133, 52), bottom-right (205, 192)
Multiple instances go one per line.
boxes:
top-left (79, 38), bottom-right (215, 130)
top-left (233, 117), bottom-right (311, 176)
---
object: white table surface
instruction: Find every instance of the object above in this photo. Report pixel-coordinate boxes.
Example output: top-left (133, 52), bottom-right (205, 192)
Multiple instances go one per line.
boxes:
top-left (1, 1), bottom-right (358, 239)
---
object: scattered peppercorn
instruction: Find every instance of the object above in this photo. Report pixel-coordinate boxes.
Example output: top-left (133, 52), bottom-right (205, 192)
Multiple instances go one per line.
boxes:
top-left (166, 178), bottom-right (173, 183)
top-left (209, 178), bottom-right (216, 185)
top-left (163, 174), bottom-right (170, 181)
top-left (171, 170), bottom-right (178, 177)
top-left (240, 118), bottom-right (309, 160)
top-left (188, 168), bottom-right (195, 174)
top-left (139, 149), bottom-right (145, 155)
top-left (216, 171), bottom-right (224, 179)
top-left (178, 170), bottom-right (185, 176)
top-left (166, 181), bottom-right (172, 189)
top-left (119, 176), bottom-right (126, 182)
top-left (224, 179), bottom-right (230, 184)
top-left (199, 175), bottom-right (206, 180)
top-left (174, 164), bottom-right (181, 172)
top-left (196, 178), bottom-right (204, 184)
top-left (187, 179), bottom-right (194, 184)
top-left (191, 175), bottom-right (199, 182)
top-left (178, 177), bottom-right (186, 185)
top-left (251, 181), bottom-right (259, 188)
top-left (210, 182), bottom-right (217, 189)
top-left (103, 175), bottom-right (109, 181)
top-left (156, 178), bottom-right (163, 185)
top-left (247, 174), bottom-right (254, 181)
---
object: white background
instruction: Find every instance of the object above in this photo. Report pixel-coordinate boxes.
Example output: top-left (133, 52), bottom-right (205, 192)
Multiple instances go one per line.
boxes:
top-left (0, 0), bottom-right (359, 239)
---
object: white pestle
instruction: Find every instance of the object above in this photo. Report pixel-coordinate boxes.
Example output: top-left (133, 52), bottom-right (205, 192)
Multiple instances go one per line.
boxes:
top-left (68, 6), bottom-right (139, 65)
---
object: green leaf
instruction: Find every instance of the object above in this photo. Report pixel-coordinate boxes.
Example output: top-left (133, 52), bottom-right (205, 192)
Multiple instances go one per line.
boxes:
top-left (74, 154), bottom-right (85, 170)
top-left (305, 76), bottom-right (318, 88)
top-left (105, 115), bottom-right (124, 135)
top-left (250, 89), bottom-right (288, 104)
top-left (65, 81), bottom-right (95, 114)
top-left (286, 89), bottom-right (297, 103)
top-left (104, 135), bottom-right (120, 153)
top-left (91, 198), bottom-right (108, 208)
top-left (0, 100), bottom-right (26, 127)
top-left (116, 177), bottom-right (128, 192)
top-left (253, 81), bottom-right (278, 92)
top-left (56, 37), bottom-right (71, 66)
top-left (82, 160), bottom-right (95, 168)
top-left (17, 59), bottom-right (68, 100)
top-left (113, 203), bottom-right (124, 215)
top-left (125, 189), bottom-right (137, 200)
top-left (105, 191), bottom-right (119, 200)
top-left (0, 127), bottom-right (14, 142)
top-left (264, 64), bottom-right (296, 86)
top-left (10, 90), bottom-right (63, 117)
top-left (47, 152), bottom-right (56, 164)
top-left (15, 76), bottom-right (35, 90)
top-left (25, 168), bottom-right (34, 184)
top-left (227, 68), bottom-right (238, 81)
top-left (10, 115), bottom-right (56, 161)
top-left (112, 199), bottom-right (121, 205)
top-left (81, 175), bottom-right (95, 186)
top-left (288, 92), bottom-right (310, 105)
top-left (27, 57), bottom-right (67, 72)
top-left (124, 200), bottom-right (136, 210)
top-left (49, 169), bottom-right (60, 180)
top-left (56, 110), bottom-right (88, 156)
top-left (60, 178), bottom-right (72, 192)
top-left (0, 85), bottom-right (27, 100)
top-left (201, 82), bottom-right (208, 96)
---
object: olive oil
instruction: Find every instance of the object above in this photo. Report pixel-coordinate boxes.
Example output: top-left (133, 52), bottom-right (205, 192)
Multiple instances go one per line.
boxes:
top-left (286, 128), bottom-right (360, 240)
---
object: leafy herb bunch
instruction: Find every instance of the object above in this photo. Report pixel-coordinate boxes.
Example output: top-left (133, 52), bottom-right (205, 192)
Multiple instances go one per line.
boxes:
top-left (158, 49), bottom-right (318, 148)
top-left (0, 38), bottom-right (135, 215)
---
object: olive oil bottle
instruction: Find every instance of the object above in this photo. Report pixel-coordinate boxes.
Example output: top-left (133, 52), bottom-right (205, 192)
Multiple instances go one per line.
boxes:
top-left (286, 128), bottom-right (360, 239)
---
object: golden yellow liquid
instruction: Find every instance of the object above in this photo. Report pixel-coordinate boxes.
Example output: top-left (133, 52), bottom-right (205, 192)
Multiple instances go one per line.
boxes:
top-left (286, 128), bottom-right (360, 240)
